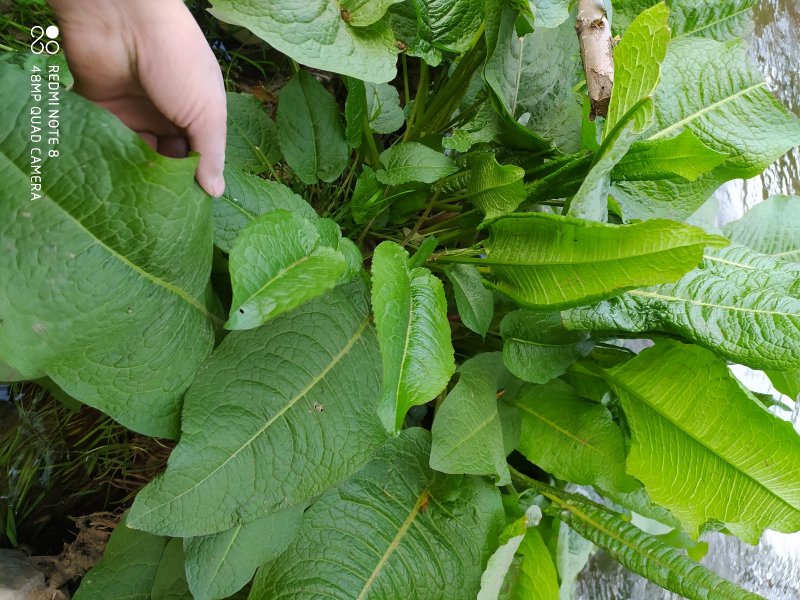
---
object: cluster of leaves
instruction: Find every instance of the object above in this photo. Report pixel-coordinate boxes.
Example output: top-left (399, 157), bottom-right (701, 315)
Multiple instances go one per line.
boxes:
top-left (1, 0), bottom-right (799, 598)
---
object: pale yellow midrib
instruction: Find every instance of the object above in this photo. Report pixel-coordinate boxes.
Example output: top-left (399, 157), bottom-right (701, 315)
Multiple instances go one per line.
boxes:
top-left (131, 316), bottom-right (370, 523)
top-left (648, 82), bottom-right (767, 141)
top-left (40, 186), bottom-right (215, 321)
top-left (628, 290), bottom-right (798, 318)
top-left (356, 489), bottom-right (429, 600)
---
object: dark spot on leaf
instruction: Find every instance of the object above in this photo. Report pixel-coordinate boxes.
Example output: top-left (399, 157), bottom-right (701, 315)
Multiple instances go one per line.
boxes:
top-left (340, 9), bottom-right (352, 23)
top-left (238, 308), bottom-right (245, 314)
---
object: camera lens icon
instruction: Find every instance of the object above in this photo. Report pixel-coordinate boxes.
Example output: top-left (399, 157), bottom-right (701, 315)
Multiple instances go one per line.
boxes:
top-left (45, 25), bottom-right (59, 39)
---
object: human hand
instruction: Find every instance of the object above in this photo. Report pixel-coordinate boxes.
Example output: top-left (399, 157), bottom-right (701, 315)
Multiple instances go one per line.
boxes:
top-left (48, 0), bottom-right (227, 196)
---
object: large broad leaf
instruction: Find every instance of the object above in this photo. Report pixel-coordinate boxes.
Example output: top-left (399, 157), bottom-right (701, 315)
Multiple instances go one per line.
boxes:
top-left (528, 0), bottom-right (570, 29)
top-left (539, 485), bottom-right (765, 600)
top-left (723, 195), bottom-right (800, 262)
top-left (564, 244), bottom-right (800, 371)
top-left (208, 0), bottom-right (398, 82)
top-left (601, 340), bottom-right (800, 542)
top-left (412, 0), bottom-right (485, 54)
top-left (226, 211), bottom-right (348, 330)
top-left (340, 0), bottom-right (404, 27)
top-left (615, 0), bottom-right (756, 42)
top-left (465, 153), bottom-right (526, 220)
top-left (251, 428), bottom-right (504, 599)
top-left (651, 37), bottom-right (800, 178)
top-left (127, 284), bottom-right (387, 537)
top-left (376, 142), bottom-right (458, 185)
top-left (276, 71), bottom-right (349, 184)
top-left (74, 516), bottom-right (190, 600)
top-left (0, 63), bottom-right (215, 439)
top-left (445, 264), bottom-right (494, 337)
top-left (484, 7), bottom-right (582, 153)
top-left (480, 213), bottom-right (728, 309)
top-left (213, 167), bottom-right (316, 253)
top-left (500, 311), bottom-right (592, 384)
top-left (430, 353), bottom-right (515, 485)
top-left (513, 380), bottom-right (636, 494)
top-left (225, 92), bottom-right (281, 173)
top-left (372, 242), bottom-right (455, 432)
top-left (569, 4), bottom-right (670, 221)
top-left (184, 505), bottom-right (303, 600)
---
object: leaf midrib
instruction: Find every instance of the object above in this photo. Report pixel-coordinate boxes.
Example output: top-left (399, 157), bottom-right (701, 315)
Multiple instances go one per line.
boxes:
top-left (672, 6), bottom-right (753, 40)
top-left (605, 371), bottom-right (799, 513)
top-left (485, 242), bottom-right (709, 267)
top-left (356, 488), bottom-right (429, 600)
top-left (130, 315), bottom-right (370, 524)
top-left (649, 82), bottom-right (767, 140)
top-left (628, 290), bottom-right (798, 318)
top-left (41, 185), bottom-right (217, 323)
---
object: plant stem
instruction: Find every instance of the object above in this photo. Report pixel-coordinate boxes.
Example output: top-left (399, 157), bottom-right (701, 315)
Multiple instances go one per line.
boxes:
top-left (403, 61), bottom-right (429, 142)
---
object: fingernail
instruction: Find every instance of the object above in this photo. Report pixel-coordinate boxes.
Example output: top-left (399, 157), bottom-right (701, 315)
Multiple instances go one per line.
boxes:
top-left (209, 176), bottom-right (225, 198)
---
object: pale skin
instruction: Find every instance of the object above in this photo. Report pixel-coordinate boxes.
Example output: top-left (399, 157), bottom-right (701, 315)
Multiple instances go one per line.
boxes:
top-left (47, 0), bottom-right (227, 197)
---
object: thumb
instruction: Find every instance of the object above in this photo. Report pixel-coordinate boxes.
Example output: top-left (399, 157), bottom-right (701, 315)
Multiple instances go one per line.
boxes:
top-left (186, 99), bottom-right (227, 197)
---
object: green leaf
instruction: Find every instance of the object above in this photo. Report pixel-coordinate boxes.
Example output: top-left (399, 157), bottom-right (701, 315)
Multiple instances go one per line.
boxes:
top-left (512, 527), bottom-right (559, 600)
top-left (443, 103), bottom-right (501, 153)
top-left (612, 130), bottom-right (727, 182)
top-left (466, 153), bottom-right (526, 220)
top-left (376, 142), bottom-right (458, 185)
top-left (723, 195), bottom-right (800, 261)
top-left (485, 8), bottom-right (582, 153)
top-left (366, 81), bottom-right (405, 134)
top-left (344, 77), bottom-right (368, 148)
top-left (430, 353), bottom-right (515, 485)
top-left (542, 485), bottom-right (765, 600)
top-left (184, 505), bottom-right (303, 600)
top-left (413, 0), bottom-right (485, 54)
top-left (605, 3), bottom-right (670, 135)
top-left (213, 166), bottom-right (317, 253)
top-left (500, 311), bottom-right (592, 384)
top-left (766, 370), bottom-right (800, 400)
top-left (340, 0), bottom-right (404, 27)
top-left (225, 92), bottom-right (281, 173)
top-left (276, 71), bottom-right (349, 184)
top-left (0, 63), bottom-right (215, 439)
top-left (208, 0), bottom-right (398, 82)
top-left (371, 241), bottom-right (455, 432)
top-left (251, 428), bottom-right (504, 599)
top-left (609, 170), bottom-right (728, 222)
top-left (602, 340), bottom-right (800, 542)
top-left (477, 531), bottom-right (526, 600)
top-left (127, 284), bottom-right (387, 536)
top-left (513, 380), bottom-right (636, 493)
top-left (563, 244), bottom-right (800, 371)
top-left (481, 213), bottom-right (728, 309)
top-left (226, 211), bottom-right (347, 330)
top-left (445, 264), bottom-right (494, 336)
top-left (651, 37), bottom-right (800, 178)
top-left (528, 0), bottom-right (570, 28)
top-left (570, 4), bottom-right (671, 221)
top-left (615, 0), bottom-right (756, 42)
top-left (74, 515), bottom-right (190, 600)
top-left (151, 539), bottom-right (194, 600)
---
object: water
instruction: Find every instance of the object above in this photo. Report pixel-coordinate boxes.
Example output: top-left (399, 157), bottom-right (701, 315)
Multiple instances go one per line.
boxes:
top-left (577, 2), bottom-right (800, 598)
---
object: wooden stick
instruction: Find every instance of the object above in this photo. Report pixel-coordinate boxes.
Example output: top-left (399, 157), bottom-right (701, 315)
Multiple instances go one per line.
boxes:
top-left (576, 0), bottom-right (614, 119)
